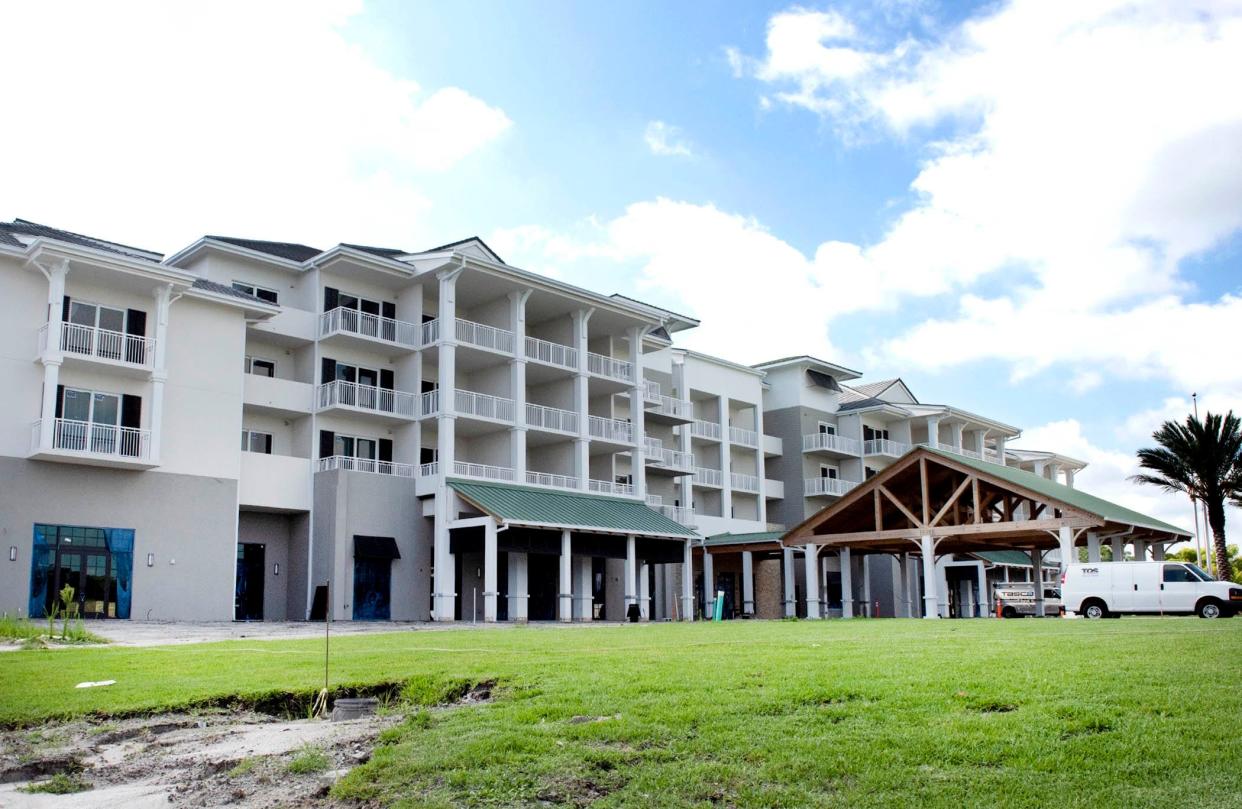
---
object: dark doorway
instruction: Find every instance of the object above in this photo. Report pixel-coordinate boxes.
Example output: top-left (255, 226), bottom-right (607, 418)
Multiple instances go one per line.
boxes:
top-left (353, 558), bottom-right (392, 620)
top-left (527, 554), bottom-right (559, 620)
top-left (715, 572), bottom-right (737, 618)
top-left (235, 543), bottom-right (266, 621)
top-left (38, 526), bottom-right (126, 619)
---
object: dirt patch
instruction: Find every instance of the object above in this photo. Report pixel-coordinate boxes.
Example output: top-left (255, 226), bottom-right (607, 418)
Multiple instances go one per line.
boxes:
top-left (0, 708), bottom-right (400, 807)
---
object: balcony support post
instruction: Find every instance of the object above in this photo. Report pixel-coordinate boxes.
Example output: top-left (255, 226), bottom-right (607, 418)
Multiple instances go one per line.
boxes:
top-left (741, 551), bottom-right (754, 616)
top-left (639, 561), bottom-right (650, 620)
top-left (627, 326), bottom-right (649, 498)
top-left (148, 284), bottom-right (173, 462)
top-left (436, 266), bottom-right (463, 478)
top-left (922, 535), bottom-right (940, 618)
top-left (624, 533), bottom-right (638, 612)
top-left (782, 547), bottom-right (796, 617)
top-left (483, 519), bottom-right (498, 622)
top-left (432, 488), bottom-right (456, 621)
top-left (37, 259), bottom-right (70, 450)
top-left (38, 360), bottom-right (60, 449)
top-left (718, 394), bottom-right (732, 519)
top-left (840, 546), bottom-right (853, 618)
top-left (575, 554), bottom-right (594, 621)
top-left (507, 551), bottom-right (528, 623)
top-left (559, 529), bottom-right (573, 622)
top-left (925, 416), bottom-right (940, 450)
top-left (508, 290), bottom-right (531, 480)
top-left (681, 539), bottom-right (695, 621)
top-left (572, 308), bottom-right (593, 490)
top-left (702, 550), bottom-right (714, 617)
top-left (804, 544), bottom-right (821, 619)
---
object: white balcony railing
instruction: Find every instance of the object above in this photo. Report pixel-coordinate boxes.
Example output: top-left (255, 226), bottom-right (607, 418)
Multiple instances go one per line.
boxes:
top-left (587, 351), bottom-right (633, 383)
top-left (863, 438), bottom-right (910, 458)
top-left (728, 426), bottom-right (758, 447)
top-left (40, 322), bottom-right (155, 368)
top-left (525, 403), bottom-right (578, 434)
top-left (655, 504), bottom-right (695, 526)
top-left (316, 455), bottom-right (416, 478)
top-left (319, 307), bottom-right (419, 347)
top-left (317, 380), bottom-right (416, 418)
top-left (693, 466), bottom-right (723, 487)
top-left (526, 471), bottom-right (579, 490)
top-left (730, 472), bottom-right (760, 492)
top-left (691, 420), bottom-right (722, 440)
top-left (647, 394), bottom-right (692, 420)
top-left (452, 461), bottom-right (515, 482)
top-left (524, 336), bottom-right (577, 370)
top-left (31, 418), bottom-right (151, 460)
top-left (588, 415), bottom-right (634, 444)
top-left (420, 461), bottom-right (440, 478)
top-left (802, 432), bottom-right (861, 455)
top-left (590, 478), bottom-right (635, 497)
top-left (644, 436), bottom-right (663, 455)
top-left (420, 318), bottom-right (440, 346)
top-left (455, 318), bottom-right (514, 353)
top-left (455, 389), bottom-right (516, 423)
top-left (643, 379), bottom-right (662, 401)
top-left (647, 444), bottom-right (694, 470)
top-left (645, 493), bottom-right (663, 506)
top-left (420, 389), bottom-right (440, 418)
top-left (804, 477), bottom-right (857, 497)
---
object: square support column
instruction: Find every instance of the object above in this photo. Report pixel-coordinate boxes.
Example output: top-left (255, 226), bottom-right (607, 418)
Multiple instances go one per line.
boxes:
top-left (1111, 535), bottom-right (1124, 562)
top-left (507, 552), bottom-right (528, 623)
top-left (681, 539), bottom-right (695, 621)
top-left (741, 551), bottom-right (755, 616)
top-left (782, 547), bottom-right (796, 618)
top-left (1058, 525), bottom-right (1075, 572)
top-left (624, 534), bottom-right (638, 613)
top-left (1133, 540), bottom-right (1149, 561)
top-left (559, 529), bottom-right (573, 622)
top-left (977, 564), bottom-right (988, 618)
top-left (574, 555), bottom-right (594, 621)
top-left (899, 553), bottom-right (914, 617)
top-left (703, 551), bottom-right (715, 618)
top-left (483, 520), bottom-right (498, 623)
top-left (432, 490), bottom-right (455, 621)
top-left (638, 562), bottom-right (651, 619)
top-left (920, 535), bottom-right (939, 619)
top-left (1087, 531), bottom-right (1101, 563)
top-left (1031, 549), bottom-right (1045, 617)
top-left (804, 545), bottom-right (821, 619)
top-left (840, 547), bottom-right (854, 618)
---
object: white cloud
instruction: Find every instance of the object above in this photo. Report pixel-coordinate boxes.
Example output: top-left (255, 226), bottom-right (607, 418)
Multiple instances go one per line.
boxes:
top-left (644, 121), bottom-right (696, 158)
top-left (1069, 370), bottom-right (1103, 395)
top-left (0, 0), bottom-right (511, 251)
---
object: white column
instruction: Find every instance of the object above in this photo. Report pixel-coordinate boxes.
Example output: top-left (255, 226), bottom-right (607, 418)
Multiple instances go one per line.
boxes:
top-left (1031, 549), bottom-right (1044, 616)
top-left (926, 417), bottom-right (941, 449)
top-left (1065, 468), bottom-right (1076, 488)
top-left (741, 551), bottom-right (755, 616)
top-left (145, 284), bottom-right (173, 461)
top-left (432, 489), bottom-right (455, 620)
top-left (1110, 535), bottom-right (1124, 562)
top-left (681, 539), bottom-right (695, 621)
top-left (436, 267), bottom-right (463, 477)
top-left (575, 555), bottom-right (594, 621)
top-left (899, 554), bottom-right (913, 617)
top-left (804, 545), bottom-right (821, 619)
top-left (950, 422), bottom-right (964, 452)
top-left (572, 309), bottom-right (593, 489)
top-left (559, 529), bottom-right (573, 622)
top-left (920, 535), bottom-right (939, 618)
top-left (1153, 544), bottom-right (1165, 561)
top-left (673, 353), bottom-right (694, 519)
top-left (840, 547), bottom-right (854, 618)
top-left (1087, 531), bottom-right (1101, 563)
top-left (628, 327), bottom-right (648, 498)
top-left (994, 435), bottom-right (1007, 464)
top-left (507, 552), bottom-right (528, 622)
top-left (977, 564), bottom-right (988, 618)
top-left (509, 290), bottom-right (531, 481)
top-left (703, 551), bottom-right (715, 618)
top-left (782, 547), bottom-right (796, 617)
top-left (861, 553), bottom-right (872, 616)
top-left (638, 561), bottom-right (650, 619)
top-left (718, 394), bottom-right (732, 519)
top-left (1058, 525), bottom-right (1074, 571)
top-left (38, 260), bottom-right (69, 450)
top-left (624, 534), bottom-right (638, 613)
top-left (483, 520), bottom-right (498, 622)
top-left (1133, 540), bottom-right (1149, 561)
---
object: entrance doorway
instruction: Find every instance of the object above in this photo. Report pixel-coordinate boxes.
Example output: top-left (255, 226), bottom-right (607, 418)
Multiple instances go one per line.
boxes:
top-left (527, 554), bottom-right (559, 620)
top-left (353, 558), bottom-right (392, 620)
top-left (235, 543), bottom-right (266, 621)
top-left (32, 525), bottom-right (132, 619)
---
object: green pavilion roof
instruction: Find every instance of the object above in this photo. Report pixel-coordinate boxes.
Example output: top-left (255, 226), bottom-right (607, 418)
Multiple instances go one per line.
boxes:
top-left (702, 531), bottom-right (785, 548)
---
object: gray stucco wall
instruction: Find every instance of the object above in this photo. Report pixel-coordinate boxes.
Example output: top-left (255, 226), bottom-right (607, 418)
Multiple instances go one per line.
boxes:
top-left (762, 406), bottom-right (807, 529)
top-left (0, 457), bottom-right (238, 621)
top-left (237, 511), bottom-right (314, 622)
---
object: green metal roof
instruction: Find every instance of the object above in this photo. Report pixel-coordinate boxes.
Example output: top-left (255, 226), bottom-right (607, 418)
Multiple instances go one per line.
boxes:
top-left (447, 479), bottom-right (698, 538)
top-left (924, 447), bottom-right (1190, 537)
top-left (972, 550), bottom-right (1037, 567)
top-left (703, 531), bottom-right (785, 548)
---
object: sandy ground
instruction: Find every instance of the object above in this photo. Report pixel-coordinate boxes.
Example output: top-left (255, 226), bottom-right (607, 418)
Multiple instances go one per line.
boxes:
top-left (0, 709), bottom-right (400, 808)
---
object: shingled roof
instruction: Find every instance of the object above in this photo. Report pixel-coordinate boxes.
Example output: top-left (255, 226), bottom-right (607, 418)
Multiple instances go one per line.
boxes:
top-left (0, 219), bottom-right (163, 261)
top-left (206, 236), bottom-right (322, 262)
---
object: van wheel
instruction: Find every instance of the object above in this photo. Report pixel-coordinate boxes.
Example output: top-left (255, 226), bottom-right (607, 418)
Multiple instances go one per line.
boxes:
top-left (1001, 606), bottom-right (1017, 619)
top-left (1081, 600), bottom-right (1108, 620)
top-left (1197, 599), bottom-right (1224, 619)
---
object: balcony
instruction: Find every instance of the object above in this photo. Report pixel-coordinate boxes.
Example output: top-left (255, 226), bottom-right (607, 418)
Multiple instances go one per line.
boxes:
top-left (525, 336), bottom-right (577, 371)
top-left (30, 418), bottom-right (157, 469)
top-left (645, 393), bottom-right (693, 425)
top-left (804, 477), bottom-right (858, 497)
top-left (319, 306), bottom-right (419, 353)
top-left (244, 374), bottom-right (313, 417)
top-left (240, 452), bottom-right (311, 511)
top-left (730, 472), bottom-right (760, 493)
top-left (316, 455), bottom-right (416, 478)
top-left (728, 426), bottom-right (758, 447)
top-left (586, 351), bottom-right (633, 384)
top-left (421, 389), bottom-right (516, 425)
top-left (525, 470), bottom-right (580, 490)
top-left (40, 321), bottom-right (155, 374)
top-left (802, 432), bottom-right (860, 457)
top-left (691, 420), bottom-right (722, 441)
top-left (643, 437), bottom-right (694, 474)
top-left (316, 380), bottom-right (416, 421)
top-left (588, 415), bottom-right (634, 444)
top-left (420, 460), bottom-right (516, 484)
top-left (763, 434), bottom-right (783, 457)
top-left (863, 438), bottom-right (910, 458)
top-left (692, 466), bottom-right (723, 488)
top-left (589, 478), bottom-right (635, 497)
top-left (764, 478), bottom-right (785, 499)
top-left (654, 504), bottom-right (695, 526)
top-left (525, 403), bottom-right (579, 435)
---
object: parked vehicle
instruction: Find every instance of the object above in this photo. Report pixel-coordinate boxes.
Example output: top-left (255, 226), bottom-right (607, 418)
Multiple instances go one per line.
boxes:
top-left (1062, 561), bottom-right (1241, 619)
top-left (993, 584), bottom-right (1062, 618)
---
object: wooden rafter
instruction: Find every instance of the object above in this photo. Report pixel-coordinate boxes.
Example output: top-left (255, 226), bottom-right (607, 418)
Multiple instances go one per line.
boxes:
top-left (879, 484), bottom-right (923, 529)
top-left (919, 458), bottom-right (930, 526)
top-left (971, 477), bottom-right (981, 525)
top-left (930, 475), bottom-right (975, 527)
top-left (874, 489), bottom-right (883, 532)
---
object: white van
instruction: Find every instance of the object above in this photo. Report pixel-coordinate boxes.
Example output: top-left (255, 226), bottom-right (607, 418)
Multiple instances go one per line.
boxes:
top-left (1062, 561), bottom-right (1241, 619)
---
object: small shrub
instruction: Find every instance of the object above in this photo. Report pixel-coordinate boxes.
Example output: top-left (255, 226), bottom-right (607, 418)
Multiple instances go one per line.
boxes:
top-left (229, 757), bottom-right (259, 778)
top-left (286, 746), bottom-right (330, 774)
top-left (20, 773), bottom-right (91, 794)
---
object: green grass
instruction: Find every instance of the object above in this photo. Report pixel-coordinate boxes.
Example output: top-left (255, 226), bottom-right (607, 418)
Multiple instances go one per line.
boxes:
top-left (0, 620), bottom-right (1239, 807)
top-left (0, 614), bottom-right (107, 646)
top-left (286, 745), bottom-right (331, 774)
top-left (19, 773), bottom-right (91, 794)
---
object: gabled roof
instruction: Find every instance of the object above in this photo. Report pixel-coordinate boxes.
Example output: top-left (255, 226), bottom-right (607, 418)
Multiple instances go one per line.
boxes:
top-left (205, 236), bottom-right (322, 263)
top-left (972, 550), bottom-right (1037, 567)
top-left (842, 378), bottom-right (918, 404)
top-left (448, 479), bottom-right (697, 539)
top-left (420, 236), bottom-right (505, 264)
top-left (191, 277), bottom-right (265, 302)
top-left (702, 531), bottom-right (785, 549)
top-left (339, 243), bottom-right (408, 259)
top-left (0, 219), bottom-right (163, 261)
top-left (752, 355), bottom-right (863, 381)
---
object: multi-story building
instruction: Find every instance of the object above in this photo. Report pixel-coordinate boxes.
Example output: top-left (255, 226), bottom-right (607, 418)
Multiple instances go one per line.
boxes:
top-left (0, 219), bottom-right (1085, 624)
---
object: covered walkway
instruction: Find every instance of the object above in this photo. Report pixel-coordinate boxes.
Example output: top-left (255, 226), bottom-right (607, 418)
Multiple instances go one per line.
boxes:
top-left (782, 447), bottom-right (1190, 618)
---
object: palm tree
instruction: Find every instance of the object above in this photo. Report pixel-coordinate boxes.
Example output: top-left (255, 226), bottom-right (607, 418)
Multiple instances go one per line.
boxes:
top-left (1131, 411), bottom-right (1242, 581)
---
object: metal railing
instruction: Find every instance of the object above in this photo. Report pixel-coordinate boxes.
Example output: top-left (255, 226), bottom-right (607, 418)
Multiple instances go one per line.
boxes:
top-left (41, 322), bottom-right (155, 367)
top-left (32, 418), bottom-right (151, 460)
top-left (693, 466), bottom-right (723, 487)
top-left (647, 394), bottom-right (692, 420)
top-left (526, 403), bottom-right (578, 433)
top-left (655, 504), bottom-right (695, 526)
top-left (317, 380), bottom-right (416, 418)
top-left (728, 426), bottom-right (758, 447)
top-left (455, 318), bottom-right (514, 353)
top-left (453, 461), bottom-right (515, 482)
top-left (455, 389), bottom-right (516, 422)
top-left (647, 445), bottom-right (694, 470)
top-left (526, 471), bottom-right (579, 490)
top-left (863, 438), bottom-right (910, 457)
top-left (588, 415), bottom-right (633, 443)
top-left (643, 379), bottom-right (662, 401)
top-left (525, 336), bottom-right (578, 370)
top-left (802, 432), bottom-right (861, 455)
top-left (420, 461), bottom-right (440, 477)
top-left (420, 318), bottom-right (440, 346)
top-left (804, 477), bottom-right (857, 497)
top-left (420, 389), bottom-right (440, 417)
top-left (644, 436), bottom-right (663, 454)
top-left (586, 351), bottom-right (633, 383)
top-left (590, 478), bottom-right (634, 497)
top-left (319, 306), bottom-right (418, 347)
top-left (730, 472), bottom-right (760, 492)
top-left (691, 420), bottom-right (722, 440)
top-left (645, 493), bottom-right (663, 506)
top-left (316, 455), bottom-right (416, 478)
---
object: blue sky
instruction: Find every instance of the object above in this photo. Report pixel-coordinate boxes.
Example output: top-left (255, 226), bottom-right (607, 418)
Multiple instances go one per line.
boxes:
top-left (2, 0), bottom-right (1240, 535)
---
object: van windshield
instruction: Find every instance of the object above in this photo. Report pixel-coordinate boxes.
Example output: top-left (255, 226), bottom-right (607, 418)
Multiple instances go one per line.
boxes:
top-left (1184, 563), bottom-right (1213, 582)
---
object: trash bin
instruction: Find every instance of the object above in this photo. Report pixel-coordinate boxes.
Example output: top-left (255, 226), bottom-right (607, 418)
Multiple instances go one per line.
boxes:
top-left (626, 604), bottom-right (640, 623)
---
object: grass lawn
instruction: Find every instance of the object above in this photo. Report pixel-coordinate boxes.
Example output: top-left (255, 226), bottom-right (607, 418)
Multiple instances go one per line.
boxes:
top-left (2, 619), bottom-right (1239, 807)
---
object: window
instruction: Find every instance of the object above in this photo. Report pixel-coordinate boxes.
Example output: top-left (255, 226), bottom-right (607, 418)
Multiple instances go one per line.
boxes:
top-left (69, 300), bottom-right (125, 333)
top-left (865, 466), bottom-right (878, 479)
top-left (1163, 564), bottom-right (1198, 583)
top-left (232, 281), bottom-right (279, 304)
top-left (56, 386), bottom-right (141, 455)
top-left (863, 426), bottom-right (890, 442)
top-left (63, 299), bottom-right (147, 362)
top-left (818, 422), bottom-right (836, 435)
top-left (244, 356), bottom-right (276, 377)
top-left (336, 434), bottom-right (378, 460)
top-left (241, 429), bottom-right (273, 454)
top-left (820, 466), bottom-right (838, 479)
top-left (616, 474), bottom-right (633, 486)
